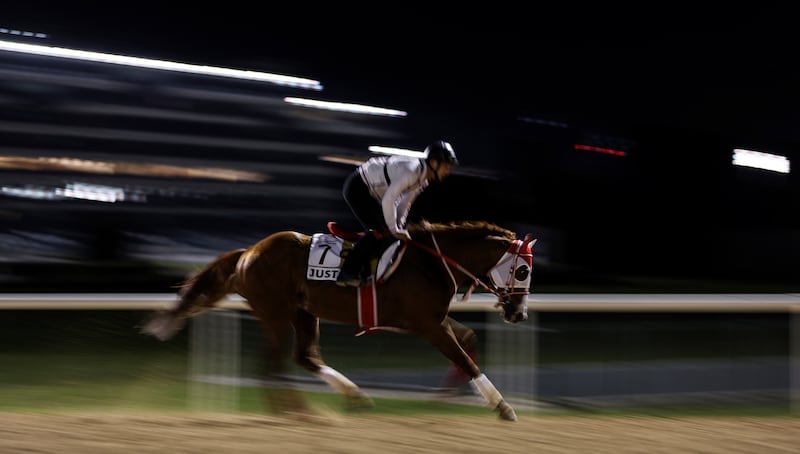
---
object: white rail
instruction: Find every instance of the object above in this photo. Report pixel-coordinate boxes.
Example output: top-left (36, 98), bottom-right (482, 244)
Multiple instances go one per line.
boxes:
top-left (0, 293), bottom-right (798, 311)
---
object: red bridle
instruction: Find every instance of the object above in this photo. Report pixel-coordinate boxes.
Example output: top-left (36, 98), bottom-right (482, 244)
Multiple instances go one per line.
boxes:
top-left (408, 232), bottom-right (534, 304)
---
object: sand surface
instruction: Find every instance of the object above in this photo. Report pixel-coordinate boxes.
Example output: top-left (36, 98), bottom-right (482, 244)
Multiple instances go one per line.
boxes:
top-left (1, 411), bottom-right (798, 453)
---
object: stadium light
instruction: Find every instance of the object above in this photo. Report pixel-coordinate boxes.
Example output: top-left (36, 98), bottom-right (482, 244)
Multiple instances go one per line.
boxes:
top-left (0, 27), bottom-right (47, 38)
top-left (368, 146), bottom-right (423, 157)
top-left (284, 97), bottom-right (407, 117)
top-left (732, 148), bottom-right (790, 174)
top-left (0, 39), bottom-right (322, 90)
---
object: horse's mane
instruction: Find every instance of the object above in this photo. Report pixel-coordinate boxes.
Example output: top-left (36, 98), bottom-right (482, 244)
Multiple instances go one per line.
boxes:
top-left (407, 220), bottom-right (516, 241)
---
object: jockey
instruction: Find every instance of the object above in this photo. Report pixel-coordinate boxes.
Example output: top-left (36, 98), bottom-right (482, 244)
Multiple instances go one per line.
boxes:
top-left (336, 140), bottom-right (459, 287)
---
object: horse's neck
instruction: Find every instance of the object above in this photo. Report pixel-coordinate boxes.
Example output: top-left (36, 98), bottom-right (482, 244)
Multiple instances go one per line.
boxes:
top-left (427, 234), bottom-right (504, 275)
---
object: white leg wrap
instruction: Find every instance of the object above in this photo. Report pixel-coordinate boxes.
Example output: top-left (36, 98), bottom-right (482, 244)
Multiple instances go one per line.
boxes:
top-left (315, 365), bottom-right (360, 396)
top-left (470, 373), bottom-right (503, 408)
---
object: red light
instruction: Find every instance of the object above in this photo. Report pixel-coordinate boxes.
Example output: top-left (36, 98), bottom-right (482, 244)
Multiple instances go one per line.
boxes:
top-left (574, 144), bottom-right (626, 157)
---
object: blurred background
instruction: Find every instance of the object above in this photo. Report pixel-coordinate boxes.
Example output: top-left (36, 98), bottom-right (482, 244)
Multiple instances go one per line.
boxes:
top-left (1, 4), bottom-right (797, 293)
top-left (0, 4), bottom-right (798, 415)
top-left (0, 2), bottom-right (800, 422)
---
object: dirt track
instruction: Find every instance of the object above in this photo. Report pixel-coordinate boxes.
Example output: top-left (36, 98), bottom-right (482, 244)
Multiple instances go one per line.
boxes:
top-left (0, 411), bottom-right (798, 453)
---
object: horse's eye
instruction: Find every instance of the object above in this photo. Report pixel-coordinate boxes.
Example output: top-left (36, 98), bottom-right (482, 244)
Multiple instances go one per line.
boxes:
top-left (515, 265), bottom-right (530, 281)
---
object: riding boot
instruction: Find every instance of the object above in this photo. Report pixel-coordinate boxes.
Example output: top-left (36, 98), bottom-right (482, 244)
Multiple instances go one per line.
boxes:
top-left (336, 232), bottom-right (378, 287)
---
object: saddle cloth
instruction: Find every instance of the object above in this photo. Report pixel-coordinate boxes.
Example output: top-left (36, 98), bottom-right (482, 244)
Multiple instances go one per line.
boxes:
top-left (307, 232), bottom-right (405, 284)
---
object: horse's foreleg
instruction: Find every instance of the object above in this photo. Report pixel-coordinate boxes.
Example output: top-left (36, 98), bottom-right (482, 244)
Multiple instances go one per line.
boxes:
top-left (293, 309), bottom-right (373, 409)
top-left (421, 321), bottom-right (517, 422)
top-left (441, 316), bottom-right (478, 389)
top-left (470, 374), bottom-right (517, 421)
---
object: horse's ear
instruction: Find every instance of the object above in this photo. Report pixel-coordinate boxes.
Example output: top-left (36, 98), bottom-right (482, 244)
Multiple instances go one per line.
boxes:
top-left (521, 234), bottom-right (537, 249)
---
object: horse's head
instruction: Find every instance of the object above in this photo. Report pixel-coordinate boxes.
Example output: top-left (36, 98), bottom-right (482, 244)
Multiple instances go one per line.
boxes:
top-left (410, 220), bottom-right (535, 324)
top-left (486, 234), bottom-right (535, 324)
top-left (409, 221), bottom-right (536, 323)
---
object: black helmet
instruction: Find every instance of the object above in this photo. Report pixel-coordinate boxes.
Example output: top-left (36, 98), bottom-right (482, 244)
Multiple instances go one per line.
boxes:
top-left (424, 140), bottom-right (459, 165)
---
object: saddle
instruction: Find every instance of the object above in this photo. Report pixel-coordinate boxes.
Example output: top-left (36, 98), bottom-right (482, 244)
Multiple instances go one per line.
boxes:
top-left (326, 222), bottom-right (365, 242)
top-left (305, 223), bottom-right (406, 286)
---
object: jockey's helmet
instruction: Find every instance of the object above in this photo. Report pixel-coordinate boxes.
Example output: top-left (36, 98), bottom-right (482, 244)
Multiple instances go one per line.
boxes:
top-left (424, 140), bottom-right (459, 166)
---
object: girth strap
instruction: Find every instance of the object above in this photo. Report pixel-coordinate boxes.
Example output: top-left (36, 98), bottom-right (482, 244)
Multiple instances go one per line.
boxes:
top-left (383, 163), bottom-right (391, 186)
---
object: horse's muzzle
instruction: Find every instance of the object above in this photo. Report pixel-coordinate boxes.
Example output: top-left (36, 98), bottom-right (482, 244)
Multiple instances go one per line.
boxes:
top-left (500, 304), bottom-right (528, 324)
top-left (499, 294), bottom-right (528, 324)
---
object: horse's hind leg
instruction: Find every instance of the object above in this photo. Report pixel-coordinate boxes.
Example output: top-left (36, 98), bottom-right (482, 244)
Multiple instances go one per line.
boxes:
top-left (293, 309), bottom-right (373, 410)
top-left (252, 310), bottom-right (311, 415)
top-left (420, 321), bottom-right (517, 422)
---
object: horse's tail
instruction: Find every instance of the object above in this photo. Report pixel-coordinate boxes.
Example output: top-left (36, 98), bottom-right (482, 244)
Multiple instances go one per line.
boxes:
top-left (139, 248), bottom-right (246, 341)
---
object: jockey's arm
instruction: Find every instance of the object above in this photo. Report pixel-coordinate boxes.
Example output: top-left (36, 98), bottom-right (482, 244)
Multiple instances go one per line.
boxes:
top-left (381, 172), bottom-right (418, 239)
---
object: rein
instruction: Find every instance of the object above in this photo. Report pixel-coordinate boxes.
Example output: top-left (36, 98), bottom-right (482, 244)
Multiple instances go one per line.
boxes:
top-left (408, 232), bottom-right (530, 303)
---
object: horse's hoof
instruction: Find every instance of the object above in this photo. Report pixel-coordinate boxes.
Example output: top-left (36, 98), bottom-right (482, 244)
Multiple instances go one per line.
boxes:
top-left (264, 388), bottom-right (311, 415)
top-left (345, 392), bottom-right (375, 411)
top-left (496, 401), bottom-right (517, 421)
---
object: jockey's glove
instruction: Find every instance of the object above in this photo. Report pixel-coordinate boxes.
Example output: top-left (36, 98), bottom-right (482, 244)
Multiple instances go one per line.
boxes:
top-left (391, 228), bottom-right (412, 242)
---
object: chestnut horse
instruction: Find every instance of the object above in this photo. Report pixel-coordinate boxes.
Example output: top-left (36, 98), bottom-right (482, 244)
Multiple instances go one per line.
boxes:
top-left (141, 220), bottom-right (535, 421)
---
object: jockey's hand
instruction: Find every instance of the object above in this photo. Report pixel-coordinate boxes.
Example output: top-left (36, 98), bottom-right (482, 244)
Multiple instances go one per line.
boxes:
top-left (392, 229), bottom-right (412, 242)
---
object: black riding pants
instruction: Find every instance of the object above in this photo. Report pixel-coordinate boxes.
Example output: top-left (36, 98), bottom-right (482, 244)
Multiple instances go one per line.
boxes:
top-left (340, 171), bottom-right (385, 277)
top-left (342, 170), bottom-right (385, 233)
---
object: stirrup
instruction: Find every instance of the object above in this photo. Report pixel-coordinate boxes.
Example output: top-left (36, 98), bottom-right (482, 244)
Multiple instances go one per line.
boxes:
top-left (336, 276), bottom-right (363, 287)
top-left (336, 268), bottom-right (363, 287)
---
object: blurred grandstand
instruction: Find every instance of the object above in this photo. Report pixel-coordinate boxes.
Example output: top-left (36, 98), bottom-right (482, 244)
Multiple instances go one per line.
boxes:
top-left (0, 20), bottom-right (797, 293)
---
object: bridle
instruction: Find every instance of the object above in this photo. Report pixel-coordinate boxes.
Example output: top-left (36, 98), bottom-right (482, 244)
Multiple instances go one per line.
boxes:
top-left (408, 232), bottom-right (535, 307)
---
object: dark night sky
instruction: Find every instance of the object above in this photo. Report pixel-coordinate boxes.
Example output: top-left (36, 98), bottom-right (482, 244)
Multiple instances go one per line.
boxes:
top-left (5, 3), bottom-right (799, 144)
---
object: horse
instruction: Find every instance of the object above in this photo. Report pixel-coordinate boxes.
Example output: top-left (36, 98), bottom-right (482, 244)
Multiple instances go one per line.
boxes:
top-left (140, 219), bottom-right (535, 421)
